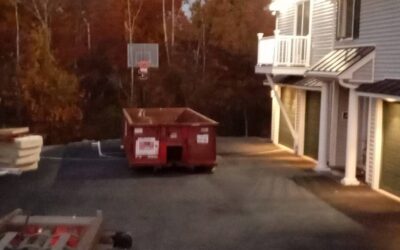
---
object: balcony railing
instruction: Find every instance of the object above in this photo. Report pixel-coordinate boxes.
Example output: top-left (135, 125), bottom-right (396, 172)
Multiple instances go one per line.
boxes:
top-left (257, 32), bottom-right (311, 68)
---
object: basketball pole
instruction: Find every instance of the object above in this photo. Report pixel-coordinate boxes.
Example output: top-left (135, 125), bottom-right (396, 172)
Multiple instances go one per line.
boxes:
top-left (130, 64), bottom-right (134, 106)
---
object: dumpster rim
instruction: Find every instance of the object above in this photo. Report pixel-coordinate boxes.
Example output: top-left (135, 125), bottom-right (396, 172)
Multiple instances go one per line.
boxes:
top-left (123, 107), bottom-right (219, 126)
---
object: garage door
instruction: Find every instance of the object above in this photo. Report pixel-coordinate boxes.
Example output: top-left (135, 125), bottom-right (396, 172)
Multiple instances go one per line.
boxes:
top-left (278, 87), bottom-right (297, 148)
top-left (380, 101), bottom-right (400, 196)
top-left (304, 91), bottom-right (321, 159)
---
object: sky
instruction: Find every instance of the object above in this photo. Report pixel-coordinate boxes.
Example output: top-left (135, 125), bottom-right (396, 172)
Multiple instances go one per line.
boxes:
top-left (182, 0), bottom-right (194, 18)
top-left (182, 0), bottom-right (205, 18)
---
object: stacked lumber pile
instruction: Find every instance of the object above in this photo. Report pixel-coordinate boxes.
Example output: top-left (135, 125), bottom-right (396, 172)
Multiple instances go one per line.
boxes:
top-left (0, 127), bottom-right (43, 175)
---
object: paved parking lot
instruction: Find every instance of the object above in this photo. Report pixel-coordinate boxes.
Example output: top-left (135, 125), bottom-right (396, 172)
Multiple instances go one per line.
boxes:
top-left (1, 137), bottom-right (400, 249)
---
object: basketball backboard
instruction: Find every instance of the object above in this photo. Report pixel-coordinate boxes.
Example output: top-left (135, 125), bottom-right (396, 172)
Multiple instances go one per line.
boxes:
top-left (127, 43), bottom-right (159, 68)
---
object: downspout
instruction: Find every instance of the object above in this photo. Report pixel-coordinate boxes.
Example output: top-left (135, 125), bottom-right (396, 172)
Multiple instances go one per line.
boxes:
top-left (338, 79), bottom-right (357, 90)
top-left (267, 74), bottom-right (299, 152)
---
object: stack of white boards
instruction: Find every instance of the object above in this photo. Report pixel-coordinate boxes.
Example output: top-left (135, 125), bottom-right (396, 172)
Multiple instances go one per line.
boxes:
top-left (0, 127), bottom-right (43, 175)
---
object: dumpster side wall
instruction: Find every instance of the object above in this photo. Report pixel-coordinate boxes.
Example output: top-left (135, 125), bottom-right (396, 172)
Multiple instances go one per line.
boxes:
top-left (123, 124), bottom-right (217, 168)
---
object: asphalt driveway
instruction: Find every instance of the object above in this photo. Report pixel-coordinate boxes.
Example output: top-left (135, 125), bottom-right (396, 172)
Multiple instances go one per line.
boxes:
top-left (0, 137), bottom-right (399, 250)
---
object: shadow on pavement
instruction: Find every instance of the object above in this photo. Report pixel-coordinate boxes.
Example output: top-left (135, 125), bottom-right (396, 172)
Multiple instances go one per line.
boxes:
top-left (293, 173), bottom-right (400, 248)
top-left (56, 139), bottom-right (211, 181)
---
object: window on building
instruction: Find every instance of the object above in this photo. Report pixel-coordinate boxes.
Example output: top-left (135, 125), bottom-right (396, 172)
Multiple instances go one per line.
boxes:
top-left (337, 0), bottom-right (361, 40)
top-left (296, 0), bottom-right (310, 36)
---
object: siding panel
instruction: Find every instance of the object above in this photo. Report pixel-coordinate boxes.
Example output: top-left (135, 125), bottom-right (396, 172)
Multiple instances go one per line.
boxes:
top-left (277, 5), bottom-right (295, 35)
top-left (365, 98), bottom-right (376, 185)
top-left (310, 0), bottom-right (336, 65)
top-left (353, 61), bottom-right (373, 82)
top-left (335, 0), bottom-right (400, 80)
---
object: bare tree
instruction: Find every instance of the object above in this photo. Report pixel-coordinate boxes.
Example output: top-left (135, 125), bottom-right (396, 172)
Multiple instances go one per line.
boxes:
top-left (29, 0), bottom-right (53, 46)
top-left (192, 0), bottom-right (207, 78)
top-left (10, 0), bottom-right (22, 121)
top-left (171, 0), bottom-right (175, 48)
top-left (201, 12), bottom-right (206, 79)
top-left (199, 0), bottom-right (207, 81)
top-left (125, 0), bottom-right (143, 105)
top-left (81, 11), bottom-right (91, 51)
top-left (12, 0), bottom-right (20, 68)
top-left (162, 0), bottom-right (171, 65)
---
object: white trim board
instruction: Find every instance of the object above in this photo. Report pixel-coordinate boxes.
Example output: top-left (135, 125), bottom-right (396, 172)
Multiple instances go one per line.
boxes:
top-left (306, 71), bottom-right (339, 78)
top-left (357, 92), bottom-right (400, 102)
top-left (372, 99), bottom-right (383, 190)
top-left (334, 43), bottom-right (377, 49)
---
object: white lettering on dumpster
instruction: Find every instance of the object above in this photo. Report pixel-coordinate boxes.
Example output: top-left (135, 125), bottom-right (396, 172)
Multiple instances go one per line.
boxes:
top-left (135, 137), bottom-right (159, 158)
top-left (197, 134), bottom-right (209, 144)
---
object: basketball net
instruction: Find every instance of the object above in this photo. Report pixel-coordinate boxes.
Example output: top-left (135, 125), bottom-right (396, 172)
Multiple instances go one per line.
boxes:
top-left (138, 60), bottom-right (150, 81)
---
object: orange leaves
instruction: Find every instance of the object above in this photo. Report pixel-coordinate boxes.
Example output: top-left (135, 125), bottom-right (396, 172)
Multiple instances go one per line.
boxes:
top-left (20, 26), bottom-right (82, 128)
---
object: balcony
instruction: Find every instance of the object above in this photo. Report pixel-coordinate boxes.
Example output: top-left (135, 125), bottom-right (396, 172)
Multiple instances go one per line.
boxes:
top-left (256, 31), bottom-right (311, 75)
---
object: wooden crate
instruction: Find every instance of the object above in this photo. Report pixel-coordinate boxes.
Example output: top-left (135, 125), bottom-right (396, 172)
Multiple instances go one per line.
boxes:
top-left (0, 209), bottom-right (104, 250)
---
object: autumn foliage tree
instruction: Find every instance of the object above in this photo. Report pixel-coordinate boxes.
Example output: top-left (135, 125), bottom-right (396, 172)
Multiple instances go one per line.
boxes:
top-left (20, 26), bottom-right (82, 142)
top-left (175, 0), bottom-right (274, 136)
top-left (0, 0), bottom-right (275, 142)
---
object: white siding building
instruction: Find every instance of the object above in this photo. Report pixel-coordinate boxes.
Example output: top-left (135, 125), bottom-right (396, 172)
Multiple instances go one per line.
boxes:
top-left (256, 0), bottom-right (400, 200)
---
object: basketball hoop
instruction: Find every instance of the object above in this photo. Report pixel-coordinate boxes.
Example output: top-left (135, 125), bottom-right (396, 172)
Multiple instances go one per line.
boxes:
top-left (137, 60), bottom-right (150, 81)
top-left (127, 43), bottom-right (159, 81)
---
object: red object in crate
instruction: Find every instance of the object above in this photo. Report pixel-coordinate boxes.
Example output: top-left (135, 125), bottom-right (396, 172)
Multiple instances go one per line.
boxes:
top-left (51, 226), bottom-right (81, 247)
top-left (122, 108), bottom-right (218, 170)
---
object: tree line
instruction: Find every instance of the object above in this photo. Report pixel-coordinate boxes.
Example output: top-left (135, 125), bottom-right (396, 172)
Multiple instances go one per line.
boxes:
top-left (0, 0), bottom-right (274, 143)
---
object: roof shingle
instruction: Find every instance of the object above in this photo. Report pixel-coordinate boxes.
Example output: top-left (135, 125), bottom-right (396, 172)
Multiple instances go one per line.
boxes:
top-left (357, 79), bottom-right (400, 97)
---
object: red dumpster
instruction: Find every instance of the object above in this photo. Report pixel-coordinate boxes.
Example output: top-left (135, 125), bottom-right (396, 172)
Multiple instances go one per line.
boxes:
top-left (122, 108), bottom-right (218, 171)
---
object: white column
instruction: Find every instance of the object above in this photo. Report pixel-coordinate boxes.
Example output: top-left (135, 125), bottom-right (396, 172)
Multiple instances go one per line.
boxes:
top-left (315, 83), bottom-right (330, 172)
top-left (271, 85), bottom-right (280, 144)
top-left (341, 88), bottom-right (360, 186)
top-left (371, 99), bottom-right (383, 189)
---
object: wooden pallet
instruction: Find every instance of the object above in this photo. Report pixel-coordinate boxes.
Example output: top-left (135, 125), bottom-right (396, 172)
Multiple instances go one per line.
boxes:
top-left (0, 128), bottom-right (29, 142)
top-left (0, 128), bottom-right (43, 175)
top-left (0, 209), bottom-right (104, 250)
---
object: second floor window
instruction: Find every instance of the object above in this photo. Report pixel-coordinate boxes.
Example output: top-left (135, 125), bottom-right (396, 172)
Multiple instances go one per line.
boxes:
top-left (337, 0), bottom-right (361, 40)
top-left (296, 0), bottom-right (310, 36)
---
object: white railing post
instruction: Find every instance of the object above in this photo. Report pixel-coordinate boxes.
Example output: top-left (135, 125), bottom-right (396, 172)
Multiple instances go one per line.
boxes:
top-left (287, 36), bottom-right (292, 66)
top-left (293, 37), bottom-right (297, 65)
top-left (306, 34), bottom-right (311, 66)
top-left (260, 32), bottom-right (309, 68)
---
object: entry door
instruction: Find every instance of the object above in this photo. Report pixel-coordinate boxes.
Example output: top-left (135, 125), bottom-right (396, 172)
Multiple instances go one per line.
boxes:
top-left (296, 1), bottom-right (310, 36)
top-left (380, 101), bottom-right (400, 196)
top-left (304, 91), bottom-right (321, 159)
